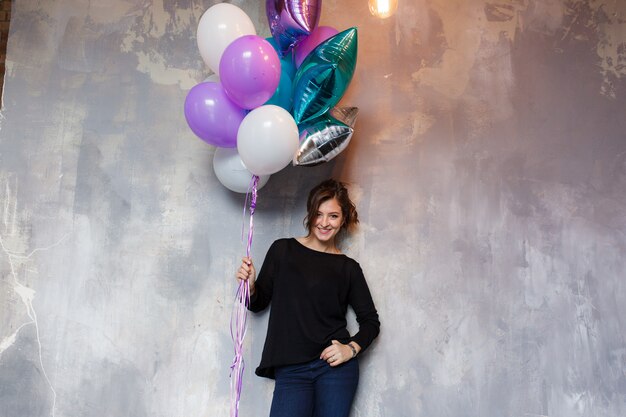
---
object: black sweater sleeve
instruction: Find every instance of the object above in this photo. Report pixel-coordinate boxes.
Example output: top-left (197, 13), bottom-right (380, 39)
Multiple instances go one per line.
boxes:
top-left (348, 262), bottom-right (380, 351)
top-left (248, 241), bottom-right (279, 312)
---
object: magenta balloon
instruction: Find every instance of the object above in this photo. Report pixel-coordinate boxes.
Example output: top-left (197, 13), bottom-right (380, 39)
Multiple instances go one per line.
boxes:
top-left (219, 35), bottom-right (282, 109)
top-left (184, 82), bottom-right (247, 148)
top-left (294, 26), bottom-right (339, 68)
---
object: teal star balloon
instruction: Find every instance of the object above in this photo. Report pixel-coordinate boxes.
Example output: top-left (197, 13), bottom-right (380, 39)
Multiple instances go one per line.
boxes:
top-left (292, 27), bottom-right (358, 124)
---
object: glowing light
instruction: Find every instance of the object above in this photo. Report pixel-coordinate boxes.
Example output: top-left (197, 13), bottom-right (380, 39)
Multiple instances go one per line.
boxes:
top-left (368, 0), bottom-right (398, 19)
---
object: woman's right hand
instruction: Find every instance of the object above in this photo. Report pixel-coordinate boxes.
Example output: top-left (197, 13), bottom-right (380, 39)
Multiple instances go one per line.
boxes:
top-left (236, 257), bottom-right (256, 293)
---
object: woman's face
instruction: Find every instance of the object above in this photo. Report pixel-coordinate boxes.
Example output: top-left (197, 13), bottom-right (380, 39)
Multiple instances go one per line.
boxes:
top-left (311, 198), bottom-right (344, 245)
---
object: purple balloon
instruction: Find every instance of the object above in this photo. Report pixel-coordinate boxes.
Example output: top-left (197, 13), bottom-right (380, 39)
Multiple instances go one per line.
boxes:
top-left (219, 35), bottom-right (282, 110)
top-left (266, 0), bottom-right (321, 56)
top-left (184, 82), bottom-right (247, 148)
top-left (294, 26), bottom-right (339, 68)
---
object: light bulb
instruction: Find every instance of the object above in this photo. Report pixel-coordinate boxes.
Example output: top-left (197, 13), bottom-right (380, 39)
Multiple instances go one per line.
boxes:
top-left (368, 0), bottom-right (398, 19)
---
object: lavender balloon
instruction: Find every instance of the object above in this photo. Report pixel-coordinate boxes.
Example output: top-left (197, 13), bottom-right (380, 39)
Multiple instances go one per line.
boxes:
top-left (220, 35), bottom-right (282, 110)
top-left (184, 82), bottom-right (247, 148)
top-left (266, 0), bottom-right (322, 56)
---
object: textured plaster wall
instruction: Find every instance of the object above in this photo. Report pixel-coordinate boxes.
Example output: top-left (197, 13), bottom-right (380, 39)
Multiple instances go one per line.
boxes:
top-left (1, 1), bottom-right (625, 416)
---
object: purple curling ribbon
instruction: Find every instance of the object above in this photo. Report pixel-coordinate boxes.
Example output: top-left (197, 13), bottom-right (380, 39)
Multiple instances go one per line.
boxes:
top-left (230, 175), bottom-right (259, 417)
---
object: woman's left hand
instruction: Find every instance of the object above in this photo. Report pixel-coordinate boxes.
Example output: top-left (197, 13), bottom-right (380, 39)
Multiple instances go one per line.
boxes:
top-left (320, 340), bottom-right (353, 367)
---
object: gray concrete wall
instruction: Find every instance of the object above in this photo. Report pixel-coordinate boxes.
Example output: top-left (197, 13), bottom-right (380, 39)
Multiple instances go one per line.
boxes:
top-left (1, 1), bottom-right (625, 416)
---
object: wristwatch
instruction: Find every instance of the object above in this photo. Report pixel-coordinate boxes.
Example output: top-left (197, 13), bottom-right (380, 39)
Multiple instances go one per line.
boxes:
top-left (348, 343), bottom-right (357, 358)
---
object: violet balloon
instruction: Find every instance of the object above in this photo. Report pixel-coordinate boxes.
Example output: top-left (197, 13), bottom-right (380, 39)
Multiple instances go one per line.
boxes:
top-left (266, 0), bottom-right (322, 56)
top-left (219, 35), bottom-right (282, 110)
top-left (184, 82), bottom-right (247, 148)
top-left (294, 26), bottom-right (338, 68)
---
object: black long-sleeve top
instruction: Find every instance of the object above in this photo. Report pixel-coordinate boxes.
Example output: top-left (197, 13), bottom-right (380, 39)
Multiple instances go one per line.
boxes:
top-left (249, 238), bottom-right (380, 379)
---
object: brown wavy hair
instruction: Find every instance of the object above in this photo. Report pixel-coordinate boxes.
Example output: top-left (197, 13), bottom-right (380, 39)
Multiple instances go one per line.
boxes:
top-left (304, 179), bottom-right (359, 235)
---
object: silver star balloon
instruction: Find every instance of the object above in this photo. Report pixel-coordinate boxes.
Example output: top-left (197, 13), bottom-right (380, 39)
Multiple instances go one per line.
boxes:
top-left (293, 106), bottom-right (359, 166)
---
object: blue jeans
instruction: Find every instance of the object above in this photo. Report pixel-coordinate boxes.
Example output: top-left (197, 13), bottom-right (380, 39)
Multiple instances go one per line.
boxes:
top-left (269, 358), bottom-right (359, 417)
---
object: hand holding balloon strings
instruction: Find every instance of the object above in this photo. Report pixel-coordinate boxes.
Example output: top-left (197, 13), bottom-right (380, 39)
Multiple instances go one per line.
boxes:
top-left (236, 257), bottom-right (256, 295)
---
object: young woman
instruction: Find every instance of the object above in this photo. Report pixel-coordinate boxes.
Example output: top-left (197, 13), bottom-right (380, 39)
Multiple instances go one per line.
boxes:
top-left (236, 179), bottom-right (380, 417)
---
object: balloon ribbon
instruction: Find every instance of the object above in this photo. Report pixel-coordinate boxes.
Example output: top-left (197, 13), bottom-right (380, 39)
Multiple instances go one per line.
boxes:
top-left (230, 175), bottom-right (259, 417)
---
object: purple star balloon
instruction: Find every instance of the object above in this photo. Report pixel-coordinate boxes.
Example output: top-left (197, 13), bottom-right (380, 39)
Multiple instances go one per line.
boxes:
top-left (266, 0), bottom-right (322, 57)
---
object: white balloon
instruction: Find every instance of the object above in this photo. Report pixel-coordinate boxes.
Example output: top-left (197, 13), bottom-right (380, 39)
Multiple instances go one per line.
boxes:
top-left (213, 147), bottom-right (270, 193)
top-left (197, 3), bottom-right (256, 74)
top-left (203, 74), bottom-right (220, 83)
top-left (237, 105), bottom-right (300, 176)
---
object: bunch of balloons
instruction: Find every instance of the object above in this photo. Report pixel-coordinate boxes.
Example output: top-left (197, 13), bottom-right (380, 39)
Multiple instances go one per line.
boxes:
top-left (184, 1), bottom-right (359, 193)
